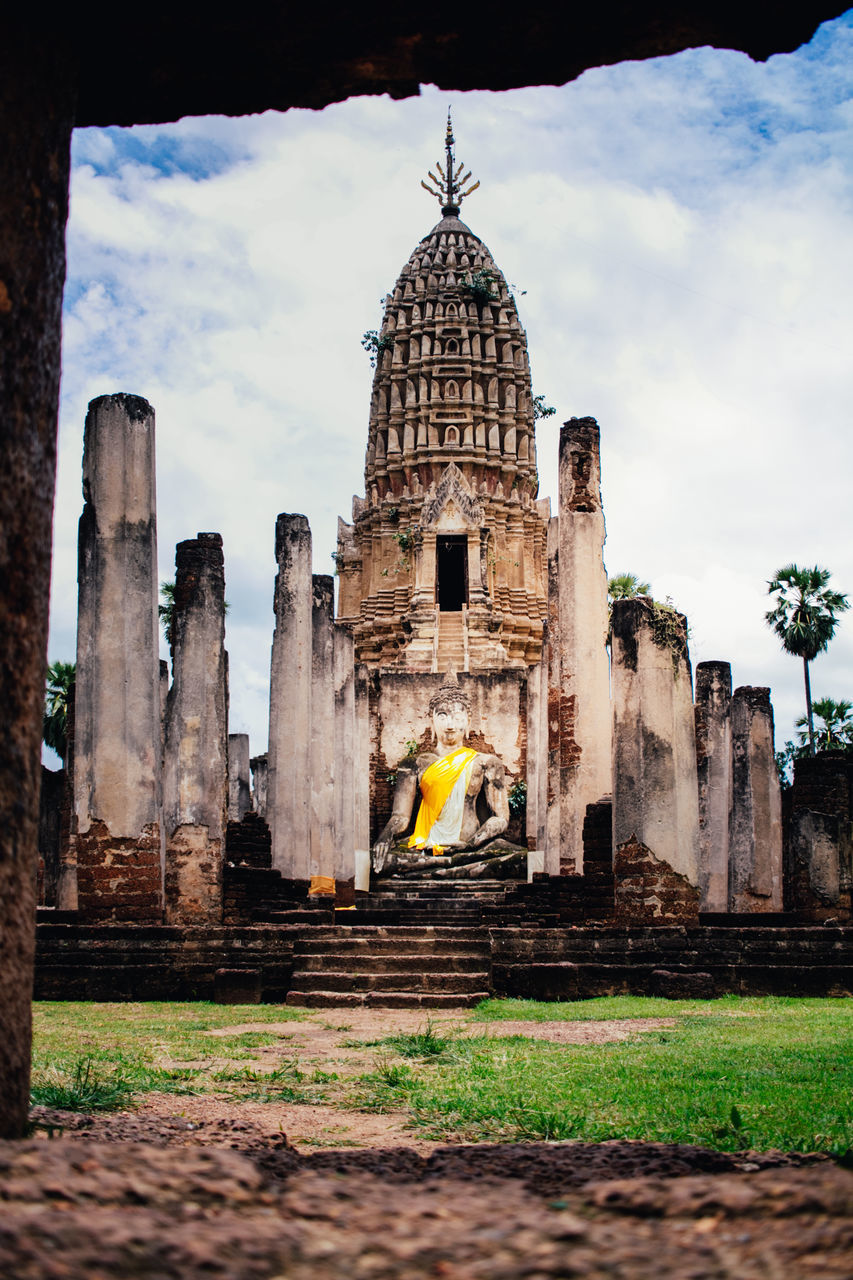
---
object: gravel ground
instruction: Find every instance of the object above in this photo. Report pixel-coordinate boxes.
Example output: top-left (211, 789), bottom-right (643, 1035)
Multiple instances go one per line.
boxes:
top-left (6, 1115), bottom-right (851, 1278)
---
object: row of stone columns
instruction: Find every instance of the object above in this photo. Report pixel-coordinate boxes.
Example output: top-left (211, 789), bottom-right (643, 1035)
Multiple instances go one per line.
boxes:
top-left (525, 419), bottom-right (783, 912)
top-left (67, 395), bottom-right (235, 924)
top-left (609, 600), bottom-right (782, 916)
top-left (268, 514), bottom-right (369, 899)
top-left (67, 399), bottom-right (369, 922)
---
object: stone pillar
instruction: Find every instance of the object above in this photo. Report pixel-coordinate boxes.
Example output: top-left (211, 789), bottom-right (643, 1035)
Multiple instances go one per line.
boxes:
top-left (354, 663), bottom-right (372, 892)
top-left (310, 576), bottom-right (336, 893)
top-left (787, 752), bottom-right (851, 920)
top-left (694, 661), bottom-right (732, 912)
top-left (525, 658), bottom-right (549, 876)
top-left (228, 733), bottom-right (252, 822)
top-left (334, 622), bottom-right (356, 904)
top-left (729, 686), bottom-right (783, 912)
top-left (72, 394), bottom-right (164, 922)
top-left (162, 533), bottom-right (228, 924)
top-left (268, 514), bottom-right (312, 878)
top-left (611, 597), bottom-right (700, 887)
top-left (0, 36), bottom-right (73, 1138)
top-left (556, 419), bottom-right (611, 871)
top-left (250, 753), bottom-right (268, 818)
top-left (543, 516), bottom-right (562, 874)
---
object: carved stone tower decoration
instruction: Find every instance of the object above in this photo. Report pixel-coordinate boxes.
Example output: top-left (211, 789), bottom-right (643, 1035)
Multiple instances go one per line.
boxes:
top-left (336, 114), bottom-right (550, 671)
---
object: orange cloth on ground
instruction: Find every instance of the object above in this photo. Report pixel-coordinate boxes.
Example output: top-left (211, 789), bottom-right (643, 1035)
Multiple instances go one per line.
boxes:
top-left (408, 747), bottom-right (478, 855)
top-left (308, 875), bottom-right (335, 896)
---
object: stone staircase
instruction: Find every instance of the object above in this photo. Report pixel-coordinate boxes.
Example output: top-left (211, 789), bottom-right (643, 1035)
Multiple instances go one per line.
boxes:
top-left (435, 610), bottom-right (466, 672)
top-left (350, 875), bottom-right (513, 925)
top-left (286, 924), bottom-right (492, 1008)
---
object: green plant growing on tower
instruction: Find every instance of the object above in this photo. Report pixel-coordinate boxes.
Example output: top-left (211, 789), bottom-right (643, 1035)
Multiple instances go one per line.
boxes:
top-left (532, 395), bottom-right (556, 421)
top-left (361, 329), bottom-right (394, 369)
top-left (765, 565), bottom-right (850, 756)
top-left (460, 269), bottom-right (499, 307)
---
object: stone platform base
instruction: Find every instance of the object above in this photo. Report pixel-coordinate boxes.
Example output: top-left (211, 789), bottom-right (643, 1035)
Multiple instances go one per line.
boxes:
top-left (34, 916), bottom-right (853, 1004)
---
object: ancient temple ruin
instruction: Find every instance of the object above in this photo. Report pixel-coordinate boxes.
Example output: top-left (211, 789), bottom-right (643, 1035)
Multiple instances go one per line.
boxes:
top-left (35, 120), bottom-right (852, 1007)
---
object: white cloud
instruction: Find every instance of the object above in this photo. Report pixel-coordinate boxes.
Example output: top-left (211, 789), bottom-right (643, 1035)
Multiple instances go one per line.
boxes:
top-left (51, 14), bottom-right (853, 759)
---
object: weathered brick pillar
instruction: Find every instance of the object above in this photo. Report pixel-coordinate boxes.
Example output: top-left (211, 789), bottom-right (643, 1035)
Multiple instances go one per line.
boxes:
top-left (525, 657), bottom-right (549, 875)
top-left (72, 394), bottom-right (164, 922)
top-left (555, 419), bottom-right (611, 871)
top-left (354, 664), bottom-right (372, 891)
top-left (695, 661), bottom-right (732, 912)
top-left (162, 533), bottom-right (228, 924)
top-left (787, 752), bottom-right (852, 920)
top-left (729, 686), bottom-right (783, 912)
top-left (611, 597), bottom-right (700, 897)
top-left (310, 576), bottom-right (336, 894)
top-left (333, 622), bottom-right (356, 904)
top-left (268, 514), bottom-right (312, 878)
top-left (544, 516), bottom-right (562, 872)
top-left (228, 733), bottom-right (252, 822)
top-left (250, 753), bottom-right (268, 818)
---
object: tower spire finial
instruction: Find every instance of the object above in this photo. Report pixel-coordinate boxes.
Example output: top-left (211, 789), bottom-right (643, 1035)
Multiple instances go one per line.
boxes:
top-left (421, 109), bottom-right (480, 216)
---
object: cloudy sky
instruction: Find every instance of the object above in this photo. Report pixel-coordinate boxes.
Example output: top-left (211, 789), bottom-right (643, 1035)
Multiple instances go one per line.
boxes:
top-left (48, 11), bottom-right (853, 765)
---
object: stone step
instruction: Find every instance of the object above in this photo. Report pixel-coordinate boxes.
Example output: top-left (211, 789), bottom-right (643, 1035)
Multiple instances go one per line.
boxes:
top-left (285, 990), bottom-right (490, 1009)
top-left (297, 951), bottom-right (489, 973)
top-left (305, 925), bottom-right (488, 939)
top-left (338, 911), bottom-right (486, 927)
top-left (297, 937), bottom-right (490, 957)
top-left (289, 969), bottom-right (490, 994)
top-left (254, 909), bottom-right (337, 925)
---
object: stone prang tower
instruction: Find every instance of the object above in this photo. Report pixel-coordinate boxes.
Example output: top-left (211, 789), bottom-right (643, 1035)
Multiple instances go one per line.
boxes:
top-left (336, 113), bottom-right (550, 672)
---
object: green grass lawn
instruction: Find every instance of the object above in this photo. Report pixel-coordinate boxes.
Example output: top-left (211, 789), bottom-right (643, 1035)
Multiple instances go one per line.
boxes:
top-left (30, 996), bottom-right (853, 1157)
top-left (30, 1001), bottom-right (310, 1108)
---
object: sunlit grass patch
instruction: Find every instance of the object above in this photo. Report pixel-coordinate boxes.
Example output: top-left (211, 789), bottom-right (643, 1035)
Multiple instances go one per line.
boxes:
top-left (353, 998), bottom-right (853, 1154)
top-left (383, 1020), bottom-right (452, 1059)
top-left (31, 1057), bottom-right (136, 1112)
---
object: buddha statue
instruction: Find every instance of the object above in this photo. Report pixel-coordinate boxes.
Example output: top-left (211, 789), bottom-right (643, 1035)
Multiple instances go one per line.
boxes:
top-left (372, 676), bottom-right (510, 873)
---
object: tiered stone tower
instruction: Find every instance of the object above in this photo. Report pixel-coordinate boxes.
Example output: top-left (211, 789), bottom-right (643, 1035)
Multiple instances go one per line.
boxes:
top-left (336, 114), bottom-right (550, 671)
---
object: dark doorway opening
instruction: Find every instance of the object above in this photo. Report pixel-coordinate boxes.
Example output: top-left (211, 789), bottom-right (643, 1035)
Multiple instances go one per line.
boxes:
top-left (436, 535), bottom-right (468, 611)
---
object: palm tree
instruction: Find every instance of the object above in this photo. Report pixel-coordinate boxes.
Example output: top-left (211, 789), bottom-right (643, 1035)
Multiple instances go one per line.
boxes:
top-left (159, 580), bottom-right (177, 644)
top-left (795, 696), bottom-right (853, 753)
top-left (765, 565), bottom-right (850, 755)
top-left (607, 572), bottom-right (651, 603)
top-left (43, 660), bottom-right (75, 763)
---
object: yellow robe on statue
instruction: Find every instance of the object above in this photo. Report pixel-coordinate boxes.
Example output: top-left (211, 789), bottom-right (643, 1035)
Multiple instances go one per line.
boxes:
top-left (408, 747), bottom-right (478, 856)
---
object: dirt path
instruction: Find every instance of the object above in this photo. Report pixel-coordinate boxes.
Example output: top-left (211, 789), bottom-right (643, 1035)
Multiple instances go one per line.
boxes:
top-left (143, 1009), bottom-right (678, 1153)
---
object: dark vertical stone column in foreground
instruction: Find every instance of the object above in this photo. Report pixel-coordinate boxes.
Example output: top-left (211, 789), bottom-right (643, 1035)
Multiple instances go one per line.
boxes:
top-left (72, 394), bottom-right (164, 921)
top-left (729, 685), bottom-right (783, 912)
top-left (0, 27), bottom-right (73, 1140)
top-left (268, 514), bottom-right (312, 878)
top-left (163, 533), bottom-right (228, 923)
top-left (228, 733), bottom-right (252, 822)
top-left (695, 661), bottom-right (732, 912)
